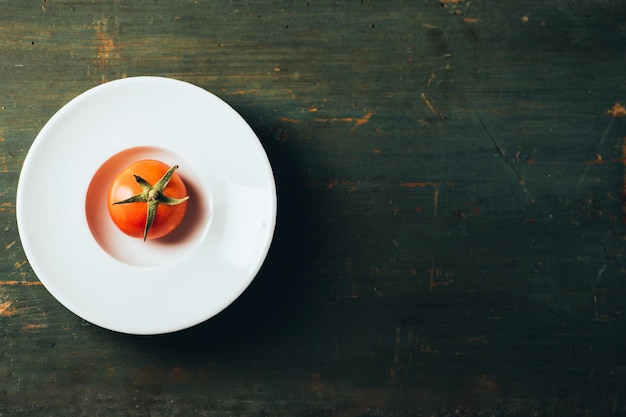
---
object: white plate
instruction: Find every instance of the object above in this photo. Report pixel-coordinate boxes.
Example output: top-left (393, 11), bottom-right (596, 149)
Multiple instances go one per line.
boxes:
top-left (16, 77), bottom-right (277, 335)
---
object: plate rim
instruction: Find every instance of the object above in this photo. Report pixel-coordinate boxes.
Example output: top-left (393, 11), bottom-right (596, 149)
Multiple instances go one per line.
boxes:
top-left (16, 76), bottom-right (277, 335)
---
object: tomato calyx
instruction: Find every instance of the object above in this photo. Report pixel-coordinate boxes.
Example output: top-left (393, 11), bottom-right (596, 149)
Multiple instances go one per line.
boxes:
top-left (112, 164), bottom-right (189, 241)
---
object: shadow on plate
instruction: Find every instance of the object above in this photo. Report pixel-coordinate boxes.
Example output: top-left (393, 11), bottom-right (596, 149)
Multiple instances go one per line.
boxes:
top-left (121, 105), bottom-right (322, 354)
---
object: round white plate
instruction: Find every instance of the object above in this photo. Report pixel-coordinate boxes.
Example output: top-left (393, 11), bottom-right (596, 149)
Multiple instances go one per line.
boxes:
top-left (16, 77), bottom-right (277, 335)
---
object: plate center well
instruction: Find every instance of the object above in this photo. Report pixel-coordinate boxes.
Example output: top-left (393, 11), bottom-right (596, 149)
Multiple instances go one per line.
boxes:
top-left (85, 146), bottom-right (210, 267)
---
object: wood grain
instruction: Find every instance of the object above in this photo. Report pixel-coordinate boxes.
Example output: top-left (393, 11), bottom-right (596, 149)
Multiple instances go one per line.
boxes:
top-left (1, 0), bottom-right (626, 415)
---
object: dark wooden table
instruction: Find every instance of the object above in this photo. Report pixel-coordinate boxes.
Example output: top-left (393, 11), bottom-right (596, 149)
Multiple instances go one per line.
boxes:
top-left (2, 1), bottom-right (626, 415)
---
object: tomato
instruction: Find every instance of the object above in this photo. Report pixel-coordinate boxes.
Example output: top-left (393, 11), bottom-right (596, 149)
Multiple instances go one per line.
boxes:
top-left (107, 159), bottom-right (189, 240)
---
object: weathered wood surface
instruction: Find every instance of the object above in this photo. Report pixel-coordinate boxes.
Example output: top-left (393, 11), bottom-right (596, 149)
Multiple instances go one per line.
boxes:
top-left (1, 0), bottom-right (626, 415)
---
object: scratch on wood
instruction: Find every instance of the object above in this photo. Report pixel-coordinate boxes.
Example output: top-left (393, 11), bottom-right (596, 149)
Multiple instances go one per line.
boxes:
top-left (279, 117), bottom-right (301, 124)
top-left (433, 189), bottom-right (439, 217)
top-left (344, 257), bottom-right (359, 298)
top-left (420, 92), bottom-right (439, 117)
top-left (352, 111), bottom-right (374, 130)
top-left (621, 137), bottom-right (626, 223)
top-left (588, 364), bottom-right (596, 386)
top-left (5, 241), bottom-right (15, 250)
top-left (400, 181), bottom-right (458, 188)
top-left (389, 325), bottom-right (402, 384)
top-left (327, 178), bottom-right (350, 190)
top-left (611, 389), bottom-right (622, 416)
top-left (314, 111), bottom-right (374, 130)
top-left (579, 119), bottom-right (614, 184)
top-left (477, 114), bottom-right (506, 158)
top-left (426, 72), bottom-right (435, 86)
top-left (0, 281), bottom-right (42, 286)
top-left (476, 113), bottom-right (527, 188)
top-left (429, 258), bottom-right (436, 290)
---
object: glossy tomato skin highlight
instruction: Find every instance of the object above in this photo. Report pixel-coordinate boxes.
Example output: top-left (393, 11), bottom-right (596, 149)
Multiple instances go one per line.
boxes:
top-left (107, 160), bottom-right (188, 240)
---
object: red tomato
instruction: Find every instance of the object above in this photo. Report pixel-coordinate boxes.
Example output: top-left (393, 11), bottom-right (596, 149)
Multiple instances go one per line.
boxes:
top-left (107, 160), bottom-right (189, 240)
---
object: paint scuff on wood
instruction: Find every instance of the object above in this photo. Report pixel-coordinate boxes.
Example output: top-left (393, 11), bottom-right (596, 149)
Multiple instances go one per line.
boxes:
top-left (314, 111), bottom-right (374, 130)
top-left (0, 202), bottom-right (16, 213)
top-left (0, 281), bottom-right (42, 286)
top-left (279, 117), bottom-right (301, 124)
top-left (429, 258), bottom-right (454, 290)
top-left (0, 301), bottom-right (14, 317)
top-left (607, 103), bottom-right (626, 118)
top-left (92, 18), bottom-right (121, 83)
top-left (22, 323), bottom-right (47, 332)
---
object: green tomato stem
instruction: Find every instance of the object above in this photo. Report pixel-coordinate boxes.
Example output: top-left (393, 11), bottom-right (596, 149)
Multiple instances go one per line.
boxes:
top-left (112, 164), bottom-right (189, 241)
